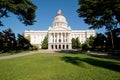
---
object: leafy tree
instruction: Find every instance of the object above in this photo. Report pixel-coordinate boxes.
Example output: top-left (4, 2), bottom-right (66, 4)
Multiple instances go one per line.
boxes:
top-left (81, 43), bottom-right (89, 51)
top-left (41, 35), bottom-right (48, 49)
top-left (0, 0), bottom-right (37, 26)
top-left (71, 37), bottom-right (81, 49)
top-left (71, 38), bottom-right (76, 49)
top-left (76, 37), bottom-right (81, 49)
top-left (93, 33), bottom-right (106, 50)
top-left (77, 0), bottom-right (120, 49)
top-left (85, 36), bottom-right (95, 49)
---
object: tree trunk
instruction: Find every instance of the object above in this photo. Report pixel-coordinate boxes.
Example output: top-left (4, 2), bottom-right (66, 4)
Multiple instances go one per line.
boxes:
top-left (110, 30), bottom-right (114, 49)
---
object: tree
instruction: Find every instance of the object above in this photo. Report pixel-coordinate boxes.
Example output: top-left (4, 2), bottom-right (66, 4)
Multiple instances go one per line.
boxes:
top-left (81, 43), bottom-right (89, 51)
top-left (105, 28), bottom-right (120, 49)
top-left (71, 37), bottom-right (81, 49)
top-left (0, 0), bottom-right (37, 26)
top-left (76, 37), bottom-right (81, 49)
top-left (0, 32), bottom-right (4, 51)
top-left (93, 33), bottom-right (106, 50)
top-left (2, 28), bottom-right (16, 51)
top-left (71, 38), bottom-right (76, 49)
top-left (85, 36), bottom-right (95, 49)
top-left (0, 28), bottom-right (17, 52)
top-left (77, 0), bottom-right (120, 29)
top-left (17, 34), bottom-right (31, 50)
top-left (0, 28), bottom-right (35, 52)
top-left (41, 35), bottom-right (48, 49)
top-left (77, 0), bottom-right (120, 49)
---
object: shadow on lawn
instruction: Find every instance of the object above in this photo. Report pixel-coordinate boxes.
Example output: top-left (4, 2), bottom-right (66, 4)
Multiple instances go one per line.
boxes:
top-left (61, 56), bottom-right (120, 72)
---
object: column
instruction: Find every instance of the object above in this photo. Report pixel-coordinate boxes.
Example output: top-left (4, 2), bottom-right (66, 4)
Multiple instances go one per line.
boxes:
top-left (52, 33), bottom-right (54, 43)
top-left (65, 33), bottom-right (66, 43)
top-left (64, 44), bottom-right (66, 50)
top-left (48, 33), bottom-right (50, 43)
top-left (51, 33), bottom-right (53, 43)
top-left (49, 33), bottom-right (51, 43)
top-left (53, 45), bottom-right (55, 50)
top-left (53, 33), bottom-right (55, 43)
top-left (70, 44), bottom-right (72, 49)
top-left (61, 33), bottom-right (63, 43)
top-left (68, 33), bottom-right (70, 43)
top-left (61, 33), bottom-right (62, 43)
top-left (61, 44), bottom-right (63, 49)
top-left (48, 44), bottom-right (51, 50)
top-left (66, 33), bottom-right (68, 43)
top-left (63, 33), bottom-right (64, 43)
top-left (57, 33), bottom-right (58, 43)
top-left (58, 33), bottom-right (59, 43)
top-left (57, 45), bottom-right (58, 50)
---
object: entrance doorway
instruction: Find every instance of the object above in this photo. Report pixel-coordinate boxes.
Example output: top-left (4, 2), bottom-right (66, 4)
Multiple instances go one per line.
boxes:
top-left (59, 45), bottom-right (61, 49)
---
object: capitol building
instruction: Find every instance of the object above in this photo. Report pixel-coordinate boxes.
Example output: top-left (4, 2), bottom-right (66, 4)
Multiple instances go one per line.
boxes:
top-left (24, 10), bottom-right (95, 50)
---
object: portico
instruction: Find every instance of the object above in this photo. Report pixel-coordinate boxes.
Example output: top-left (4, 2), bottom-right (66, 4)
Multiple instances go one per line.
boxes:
top-left (48, 31), bottom-right (72, 50)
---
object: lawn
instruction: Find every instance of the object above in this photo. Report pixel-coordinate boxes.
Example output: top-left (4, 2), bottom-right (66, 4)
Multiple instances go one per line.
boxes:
top-left (0, 51), bottom-right (27, 56)
top-left (0, 52), bottom-right (120, 80)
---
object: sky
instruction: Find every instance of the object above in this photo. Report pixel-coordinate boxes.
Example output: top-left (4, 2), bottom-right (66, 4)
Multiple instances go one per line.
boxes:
top-left (0, 0), bottom-right (105, 35)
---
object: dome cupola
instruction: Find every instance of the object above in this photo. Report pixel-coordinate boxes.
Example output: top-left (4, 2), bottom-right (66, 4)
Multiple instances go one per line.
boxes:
top-left (52, 9), bottom-right (68, 28)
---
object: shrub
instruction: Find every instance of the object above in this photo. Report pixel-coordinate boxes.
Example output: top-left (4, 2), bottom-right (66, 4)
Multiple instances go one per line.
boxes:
top-left (82, 43), bottom-right (89, 51)
top-left (29, 45), bottom-right (39, 51)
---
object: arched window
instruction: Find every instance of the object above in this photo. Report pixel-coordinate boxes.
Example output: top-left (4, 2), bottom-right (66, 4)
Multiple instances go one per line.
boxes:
top-left (55, 45), bottom-right (57, 49)
top-left (51, 45), bottom-right (53, 49)
top-left (63, 45), bottom-right (65, 49)
top-left (66, 45), bottom-right (68, 49)
top-left (59, 45), bottom-right (61, 49)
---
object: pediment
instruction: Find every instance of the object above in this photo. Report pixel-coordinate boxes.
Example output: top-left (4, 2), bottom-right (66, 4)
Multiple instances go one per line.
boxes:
top-left (49, 27), bottom-right (71, 31)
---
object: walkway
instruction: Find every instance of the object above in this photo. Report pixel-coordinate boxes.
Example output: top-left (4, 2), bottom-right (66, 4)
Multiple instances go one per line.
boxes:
top-left (0, 50), bottom-right (56, 60)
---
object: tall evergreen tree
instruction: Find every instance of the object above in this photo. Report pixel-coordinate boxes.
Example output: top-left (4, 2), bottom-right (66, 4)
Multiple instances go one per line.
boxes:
top-left (17, 34), bottom-right (31, 50)
top-left (77, 0), bottom-right (120, 29)
top-left (76, 37), bottom-right (81, 49)
top-left (41, 35), bottom-right (48, 49)
top-left (2, 28), bottom-right (16, 51)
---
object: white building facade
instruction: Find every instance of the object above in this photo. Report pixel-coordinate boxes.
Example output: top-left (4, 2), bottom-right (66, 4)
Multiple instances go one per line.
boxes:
top-left (24, 10), bottom-right (96, 50)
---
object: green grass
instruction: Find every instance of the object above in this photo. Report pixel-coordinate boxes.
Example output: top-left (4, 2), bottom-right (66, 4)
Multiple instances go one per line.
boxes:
top-left (0, 52), bottom-right (120, 80)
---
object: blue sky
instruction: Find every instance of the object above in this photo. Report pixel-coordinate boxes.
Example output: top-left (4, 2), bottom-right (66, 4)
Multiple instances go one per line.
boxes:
top-left (0, 0), bottom-right (105, 35)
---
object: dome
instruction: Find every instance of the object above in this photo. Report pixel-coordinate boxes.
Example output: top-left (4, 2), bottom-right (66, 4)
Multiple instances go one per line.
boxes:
top-left (52, 9), bottom-right (68, 28)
